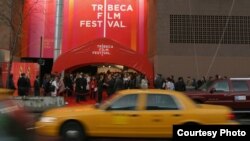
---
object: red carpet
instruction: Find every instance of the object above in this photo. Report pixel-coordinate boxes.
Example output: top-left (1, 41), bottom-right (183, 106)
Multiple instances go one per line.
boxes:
top-left (64, 91), bottom-right (109, 107)
top-left (64, 97), bottom-right (97, 106)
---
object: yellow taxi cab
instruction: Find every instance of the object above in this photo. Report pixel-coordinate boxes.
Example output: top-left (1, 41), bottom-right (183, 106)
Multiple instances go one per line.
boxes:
top-left (35, 89), bottom-right (238, 141)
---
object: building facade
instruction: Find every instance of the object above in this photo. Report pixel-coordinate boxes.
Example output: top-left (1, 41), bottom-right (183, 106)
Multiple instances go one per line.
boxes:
top-left (153, 0), bottom-right (250, 79)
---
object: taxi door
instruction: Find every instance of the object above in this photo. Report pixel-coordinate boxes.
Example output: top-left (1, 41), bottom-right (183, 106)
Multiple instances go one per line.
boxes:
top-left (136, 94), bottom-right (184, 138)
top-left (95, 94), bottom-right (143, 137)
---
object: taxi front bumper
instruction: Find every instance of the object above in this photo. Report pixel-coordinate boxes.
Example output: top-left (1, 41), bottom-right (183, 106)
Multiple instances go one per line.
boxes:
top-left (35, 121), bottom-right (60, 136)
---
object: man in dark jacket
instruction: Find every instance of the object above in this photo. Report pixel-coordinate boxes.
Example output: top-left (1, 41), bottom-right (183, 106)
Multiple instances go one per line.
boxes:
top-left (154, 74), bottom-right (164, 89)
top-left (34, 75), bottom-right (40, 96)
top-left (17, 73), bottom-right (29, 96)
top-left (75, 73), bottom-right (87, 103)
top-left (175, 77), bottom-right (186, 92)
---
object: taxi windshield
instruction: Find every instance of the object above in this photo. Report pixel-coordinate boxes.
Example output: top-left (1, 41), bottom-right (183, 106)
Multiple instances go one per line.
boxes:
top-left (98, 93), bottom-right (119, 109)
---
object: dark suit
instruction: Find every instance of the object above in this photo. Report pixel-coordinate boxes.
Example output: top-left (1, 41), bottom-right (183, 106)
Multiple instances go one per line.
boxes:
top-left (17, 76), bottom-right (29, 96)
top-left (75, 77), bottom-right (87, 102)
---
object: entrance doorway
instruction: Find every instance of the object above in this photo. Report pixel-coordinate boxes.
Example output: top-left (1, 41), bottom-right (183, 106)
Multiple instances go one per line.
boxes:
top-left (69, 64), bottom-right (138, 76)
top-left (52, 38), bottom-right (154, 86)
top-left (62, 64), bottom-right (141, 106)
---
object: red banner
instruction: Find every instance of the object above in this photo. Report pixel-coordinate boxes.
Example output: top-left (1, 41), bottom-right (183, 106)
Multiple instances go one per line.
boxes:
top-left (22, 0), bottom-right (147, 58)
top-left (62, 0), bottom-right (147, 55)
top-left (21, 0), bottom-right (56, 58)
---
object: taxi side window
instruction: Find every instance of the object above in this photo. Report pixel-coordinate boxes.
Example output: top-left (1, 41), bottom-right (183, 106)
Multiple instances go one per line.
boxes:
top-left (146, 94), bottom-right (179, 110)
top-left (232, 80), bottom-right (249, 92)
top-left (107, 94), bottom-right (138, 110)
top-left (213, 81), bottom-right (229, 92)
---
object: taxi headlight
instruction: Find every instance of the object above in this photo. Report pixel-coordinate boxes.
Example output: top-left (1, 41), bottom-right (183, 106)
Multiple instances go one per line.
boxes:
top-left (40, 117), bottom-right (57, 123)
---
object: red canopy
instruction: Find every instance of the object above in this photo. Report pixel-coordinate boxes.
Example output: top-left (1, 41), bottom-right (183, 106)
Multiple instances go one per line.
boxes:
top-left (52, 38), bottom-right (154, 85)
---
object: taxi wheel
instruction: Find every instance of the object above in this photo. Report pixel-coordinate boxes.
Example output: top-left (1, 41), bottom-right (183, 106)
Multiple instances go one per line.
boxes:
top-left (61, 121), bottom-right (86, 141)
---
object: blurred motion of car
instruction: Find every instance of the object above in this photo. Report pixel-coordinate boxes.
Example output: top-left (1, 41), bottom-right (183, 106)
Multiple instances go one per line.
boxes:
top-left (35, 89), bottom-right (238, 141)
top-left (0, 89), bottom-right (34, 141)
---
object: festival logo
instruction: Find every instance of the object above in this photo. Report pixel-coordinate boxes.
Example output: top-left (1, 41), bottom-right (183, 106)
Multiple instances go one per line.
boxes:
top-left (23, 0), bottom-right (147, 58)
top-left (92, 44), bottom-right (113, 56)
top-left (62, 0), bottom-right (146, 55)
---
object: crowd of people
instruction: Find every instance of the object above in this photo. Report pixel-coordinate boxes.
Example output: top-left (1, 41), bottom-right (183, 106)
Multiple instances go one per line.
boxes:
top-left (40, 71), bottom-right (150, 104)
top-left (6, 71), bottom-right (226, 104)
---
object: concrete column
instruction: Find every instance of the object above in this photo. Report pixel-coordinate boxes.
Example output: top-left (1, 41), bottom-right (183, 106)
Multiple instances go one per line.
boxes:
top-left (53, 0), bottom-right (64, 62)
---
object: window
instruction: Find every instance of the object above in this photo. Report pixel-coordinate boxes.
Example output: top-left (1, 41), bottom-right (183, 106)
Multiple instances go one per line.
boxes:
top-left (146, 94), bottom-right (179, 110)
top-left (213, 81), bottom-right (229, 92)
top-left (107, 94), bottom-right (138, 110)
top-left (232, 80), bottom-right (249, 92)
top-left (170, 15), bottom-right (250, 44)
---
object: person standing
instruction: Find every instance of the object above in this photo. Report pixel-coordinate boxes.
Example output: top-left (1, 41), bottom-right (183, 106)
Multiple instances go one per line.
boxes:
top-left (105, 74), bottom-right (115, 97)
top-left (113, 74), bottom-right (123, 92)
top-left (17, 73), bottom-right (29, 96)
top-left (64, 73), bottom-right (73, 97)
top-left (165, 77), bottom-right (175, 90)
top-left (154, 74), bottom-right (164, 89)
top-left (6, 73), bottom-right (16, 90)
top-left (33, 75), bottom-right (40, 96)
top-left (51, 75), bottom-right (59, 97)
top-left (89, 76), bottom-right (97, 99)
top-left (140, 75), bottom-right (149, 89)
top-left (43, 74), bottom-right (52, 96)
top-left (85, 74), bottom-right (91, 96)
top-left (97, 74), bottom-right (105, 104)
top-left (175, 77), bottom-right (186, 92)
top-left (26, 76), bottom-right (31, 96)
top-left (75, 73), bottom-right (87, 103)
top-left (58, 75), bottom-right (65, 96)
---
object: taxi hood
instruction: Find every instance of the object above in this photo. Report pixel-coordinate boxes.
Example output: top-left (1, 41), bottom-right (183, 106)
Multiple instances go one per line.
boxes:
top-left (42, 105), bottom-right (96, 117)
